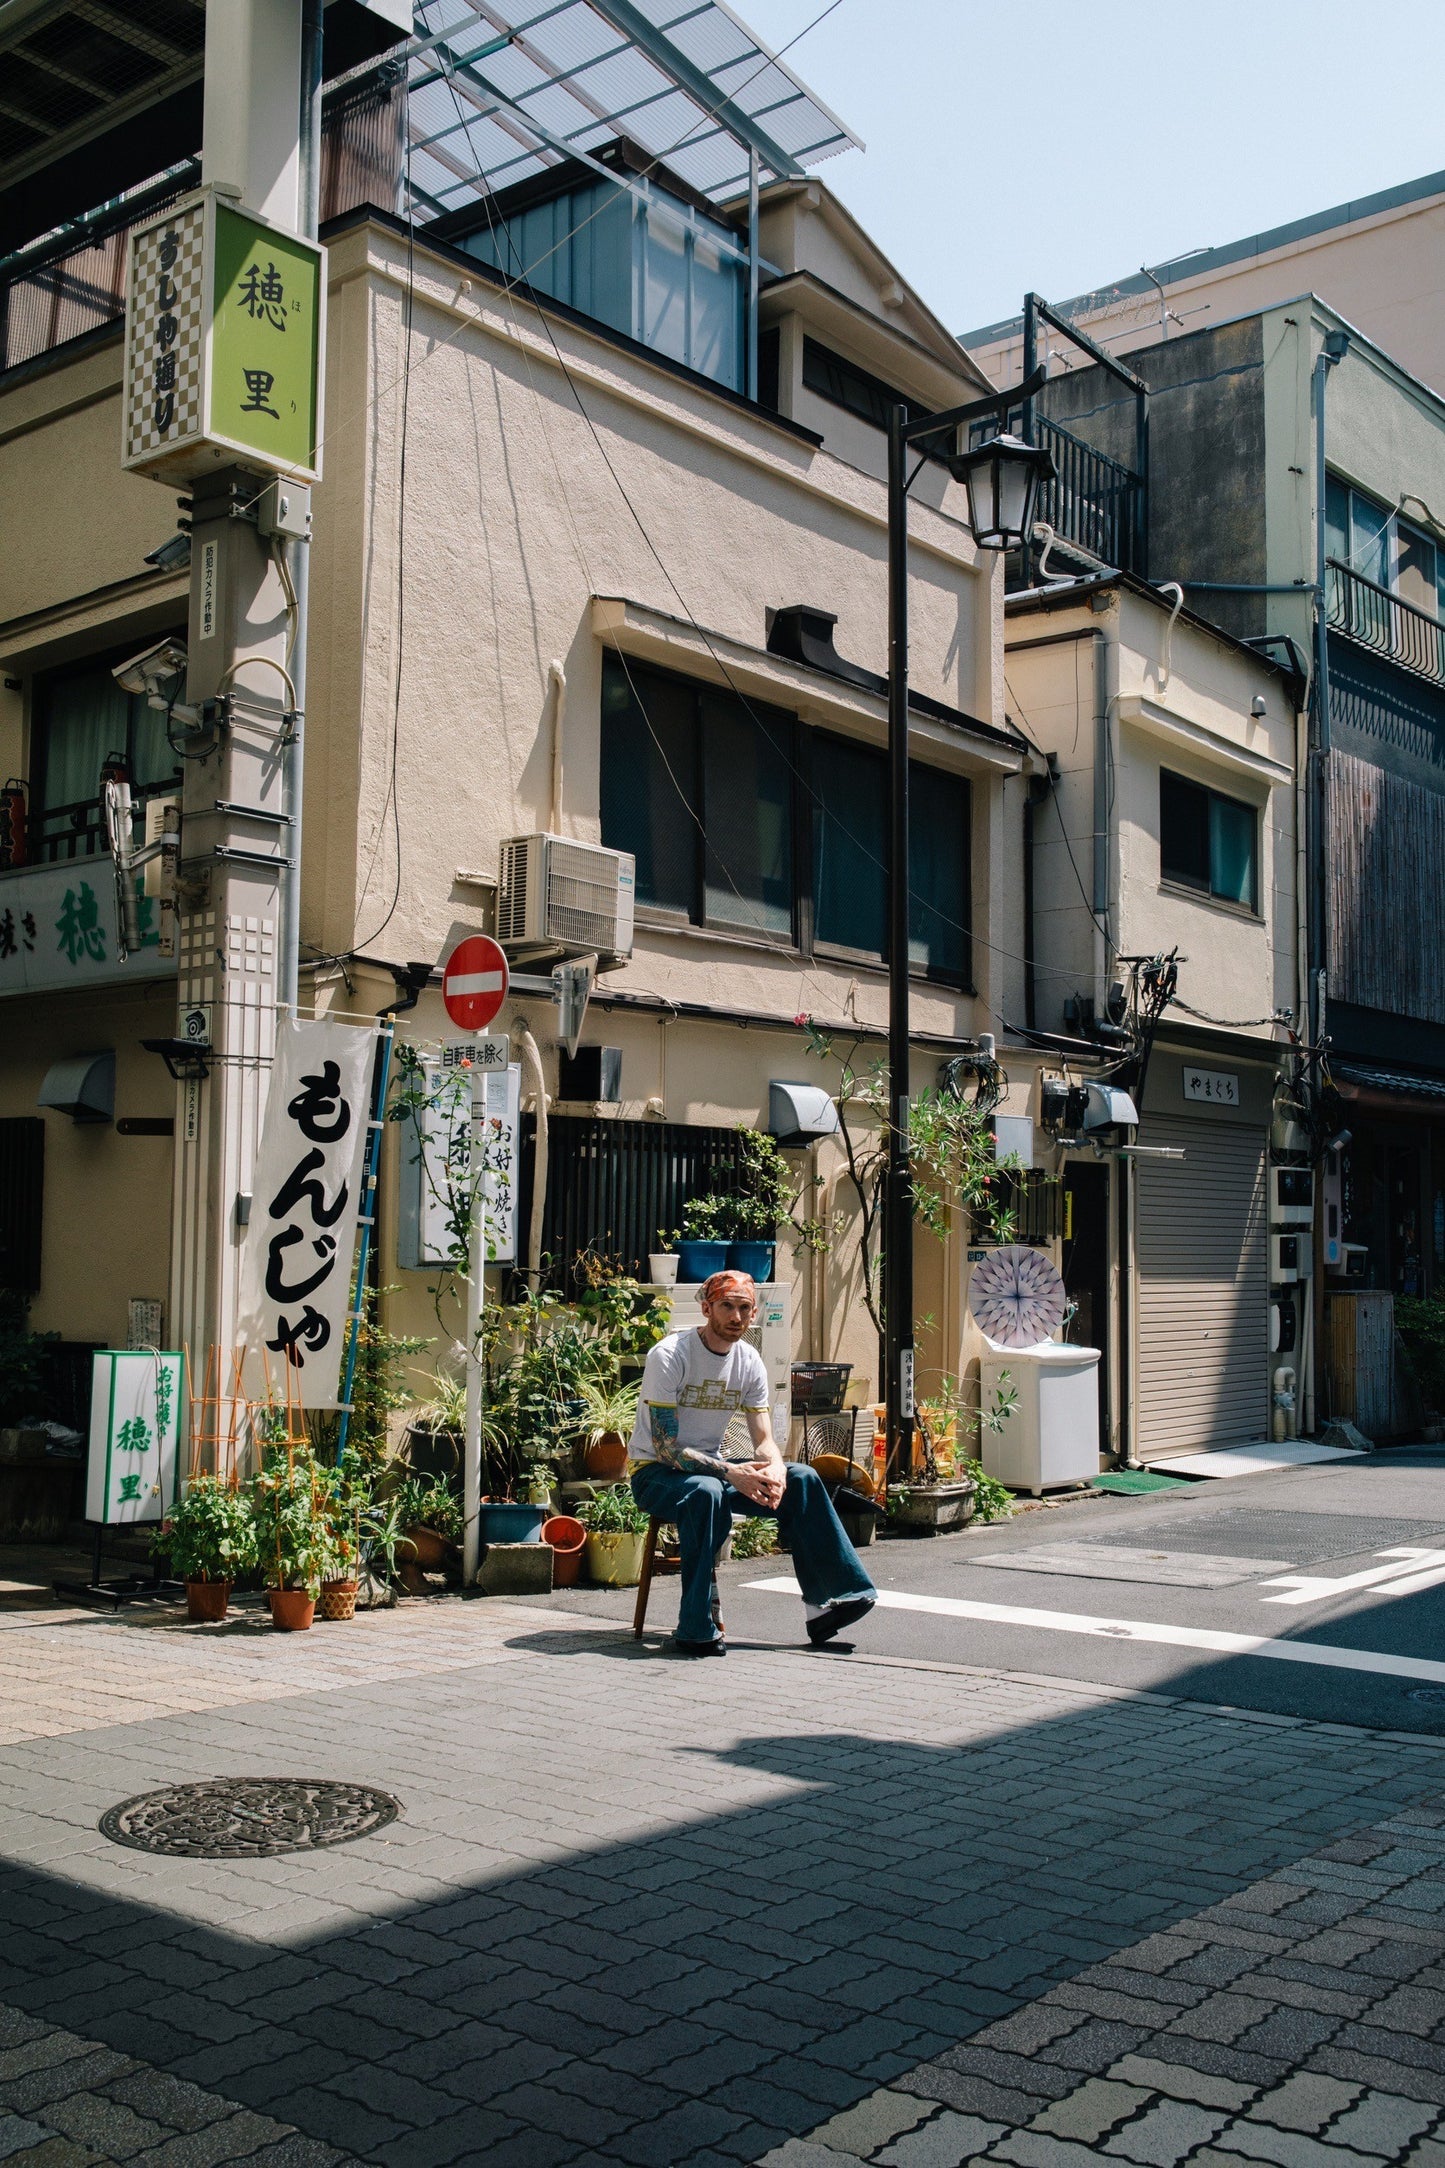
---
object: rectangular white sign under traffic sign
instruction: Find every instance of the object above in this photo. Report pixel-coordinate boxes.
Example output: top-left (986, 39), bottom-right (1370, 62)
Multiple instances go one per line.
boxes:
top-left (442, 1035), bottom-right (508, 1072)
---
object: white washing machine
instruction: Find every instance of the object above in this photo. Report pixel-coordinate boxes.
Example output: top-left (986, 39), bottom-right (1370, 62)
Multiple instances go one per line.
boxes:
top-left (979, 1342), bottom-right (1101, 1495)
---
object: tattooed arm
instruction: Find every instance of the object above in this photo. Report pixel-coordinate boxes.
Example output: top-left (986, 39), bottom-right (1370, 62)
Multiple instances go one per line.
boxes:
top-left (648, 1401), bottom-right (685, 1469)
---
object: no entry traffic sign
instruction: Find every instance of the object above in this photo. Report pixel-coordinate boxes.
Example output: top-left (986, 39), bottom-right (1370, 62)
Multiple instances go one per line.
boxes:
top-left (441, 934), bottom-right (509, 1032)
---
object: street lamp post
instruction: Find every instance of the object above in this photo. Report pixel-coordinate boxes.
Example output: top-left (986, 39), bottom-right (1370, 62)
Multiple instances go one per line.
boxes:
top-left (884, 374), bottom-right (1051, 1484)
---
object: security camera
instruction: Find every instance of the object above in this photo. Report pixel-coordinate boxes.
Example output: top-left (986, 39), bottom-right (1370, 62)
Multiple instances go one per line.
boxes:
top-left (112, 638), bottom-right (188, 708)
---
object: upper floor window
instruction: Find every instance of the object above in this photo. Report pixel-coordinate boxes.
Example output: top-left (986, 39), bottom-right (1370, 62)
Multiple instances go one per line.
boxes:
top-left (599, 652), bottom-right (972, 985)
top-left (1159, 768), bottom-right (1257, 911)
top-left (31, 649), bottom-right (182, 864)
top-left (457, 172), bottom-right (745, 394)
top-left (1326, 473), bottom-right (1445, 616)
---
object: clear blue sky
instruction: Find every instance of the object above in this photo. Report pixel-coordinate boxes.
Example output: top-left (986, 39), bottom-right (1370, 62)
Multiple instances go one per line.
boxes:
top-left (742, 0), bottom-right (1445, 335)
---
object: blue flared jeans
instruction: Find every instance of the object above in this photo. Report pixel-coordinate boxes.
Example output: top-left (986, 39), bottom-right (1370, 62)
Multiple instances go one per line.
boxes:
top-left (630, 1459), bottom-right (876, 1644)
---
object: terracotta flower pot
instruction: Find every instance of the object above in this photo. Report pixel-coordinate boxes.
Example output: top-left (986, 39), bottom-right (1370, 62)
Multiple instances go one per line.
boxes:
top-left (319, 1578), bottom-right (358, 1621)
top-left (583, 1434), bottom-right (628, 1481)
top-left (401, 1524), bottom-right (454, 1571)
top-left (185, 1579), bottom-right (230, 1624)
top-left (268, 1588), bottom-right (316, 1632)
top-left (541, 1514), bottom-right (586, 1587)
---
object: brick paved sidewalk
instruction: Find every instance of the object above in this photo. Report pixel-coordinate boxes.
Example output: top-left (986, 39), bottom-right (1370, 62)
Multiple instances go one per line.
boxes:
top-left (1, 1600), bottom-right (1444, 2167)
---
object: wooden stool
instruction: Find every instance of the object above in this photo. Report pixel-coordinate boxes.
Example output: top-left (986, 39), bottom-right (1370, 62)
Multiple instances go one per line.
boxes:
top-left (632, 1515), bottom-right (726, 1640)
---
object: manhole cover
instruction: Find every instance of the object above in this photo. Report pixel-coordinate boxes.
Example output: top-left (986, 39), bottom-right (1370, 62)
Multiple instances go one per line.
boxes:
top-left (1408, 1688), bottom-right (1445, 1707)
top-left (99, 1779), bottom-right (401, 1858)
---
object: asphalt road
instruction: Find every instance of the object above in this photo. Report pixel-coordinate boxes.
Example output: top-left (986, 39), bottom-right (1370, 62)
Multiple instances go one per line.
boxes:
top-left (546, 1445), bottom-right (1445, 1737)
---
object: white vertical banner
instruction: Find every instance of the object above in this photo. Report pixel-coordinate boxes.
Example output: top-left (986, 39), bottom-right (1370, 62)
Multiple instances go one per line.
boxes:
top-left (235, 1017), bottom-right (375, 1407)
top-left (87, 1351), bottom-right (185, 1525)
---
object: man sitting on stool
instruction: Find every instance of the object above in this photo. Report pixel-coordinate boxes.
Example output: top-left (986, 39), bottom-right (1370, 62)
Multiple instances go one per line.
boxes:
top-left (630, 1270), bottom-right (876, 1656)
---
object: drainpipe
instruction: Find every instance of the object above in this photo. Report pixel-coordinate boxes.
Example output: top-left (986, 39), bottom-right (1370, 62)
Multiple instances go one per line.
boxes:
top-left (1023, 766), bottom-right (1055, 1032)
top-left (513, 1015), bottom-right (549, 1290)
top-left (1310, 332), bottom-right (1348, 1047)
top-left (1091, 625), bottom-right (1114, 1002)
top-left (547, 659), bottom-right (566, 834)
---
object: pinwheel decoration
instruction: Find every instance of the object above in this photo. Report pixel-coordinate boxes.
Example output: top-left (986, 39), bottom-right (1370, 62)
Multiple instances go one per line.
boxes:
top-left (967, 1244), bottom-right (1067, 1350)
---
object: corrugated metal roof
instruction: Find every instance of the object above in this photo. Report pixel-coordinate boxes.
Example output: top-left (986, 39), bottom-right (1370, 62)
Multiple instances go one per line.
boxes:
top-left (404, 0), bottom-right (860, 218)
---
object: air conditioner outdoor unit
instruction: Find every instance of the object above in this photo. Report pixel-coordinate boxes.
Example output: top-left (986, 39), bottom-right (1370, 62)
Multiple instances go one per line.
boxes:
top-left (495, 833), bottom-right (635, 967)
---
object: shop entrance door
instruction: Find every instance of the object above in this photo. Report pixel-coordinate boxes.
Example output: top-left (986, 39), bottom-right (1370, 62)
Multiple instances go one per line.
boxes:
top-left (1062, 1160), bottom-right (1110, 1444)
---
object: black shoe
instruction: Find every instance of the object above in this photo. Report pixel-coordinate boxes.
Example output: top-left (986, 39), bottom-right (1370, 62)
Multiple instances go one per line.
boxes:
top-left (672, 1636), bottom-right (726, 1657)
top-left (807, 1597), bottom-right (875, 1648)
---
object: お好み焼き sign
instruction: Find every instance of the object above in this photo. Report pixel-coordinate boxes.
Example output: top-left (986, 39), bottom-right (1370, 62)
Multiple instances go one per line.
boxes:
top-left (87, 1352), bottom-right (184, 1526)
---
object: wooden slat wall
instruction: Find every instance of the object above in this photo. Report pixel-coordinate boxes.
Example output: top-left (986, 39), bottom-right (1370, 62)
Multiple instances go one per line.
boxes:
top-left (1136, 1116), bottom-right (1268, 1457)
top-left (1323, 1292), bottom-right (1397, 1438)
top-left (1330, 751), bottom-right (1445, 1024)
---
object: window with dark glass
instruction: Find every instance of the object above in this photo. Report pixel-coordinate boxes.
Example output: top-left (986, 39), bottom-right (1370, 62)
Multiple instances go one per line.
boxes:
top-left (32, 649), bottom-right (183, 863)
top-left (811, 733), bottom-right (971, 981)
top-left (600, 655), bottom-right (972, 982)
top-left (600, 654), bottom-right (794, 940)
top-left (1159, 768), bottom-right (1257, 909)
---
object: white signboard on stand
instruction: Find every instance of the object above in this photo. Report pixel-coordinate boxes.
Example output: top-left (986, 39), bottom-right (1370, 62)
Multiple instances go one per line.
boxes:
top-left (86, 1351), bottom-right (184, 1525)
top-left (397, 1045), bottom-right (520, 1269)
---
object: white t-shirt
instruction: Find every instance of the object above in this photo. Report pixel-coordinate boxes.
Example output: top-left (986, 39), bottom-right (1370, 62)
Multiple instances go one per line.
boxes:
top-left (629, 1327), bottom-right (771, 1468)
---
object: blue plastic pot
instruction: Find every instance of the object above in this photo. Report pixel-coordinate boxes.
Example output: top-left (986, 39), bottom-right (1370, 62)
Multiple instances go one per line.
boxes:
top-left (479, 1502), bottom-right (545, 1544)
top-left (676, 1239), bottom-right (728, 1283)
top-left (726, 1241), bottom-right (775, 1282)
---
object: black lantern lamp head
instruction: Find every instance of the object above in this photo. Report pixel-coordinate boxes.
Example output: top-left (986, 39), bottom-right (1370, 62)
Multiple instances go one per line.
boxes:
top-left (950, 431), bottom-right (1055, 551)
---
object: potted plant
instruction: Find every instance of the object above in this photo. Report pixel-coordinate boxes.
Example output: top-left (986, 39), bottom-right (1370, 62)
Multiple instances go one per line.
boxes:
top-left (540, 1512), bottom-right (587, 1584)
top-left (252, 1437), bottom-right (341, 1630)
top-left (160, 1475), bottom-right (257, 1622)
top-left (648, 1232), bottom-right (680, 1288)
top-left (392, 1471), bottom-right (464, 1576)
top-left (581, 1482), bottom-right (651, 1586)
top-left (578, 1376), bottom-right (639, 1481)
top-left (676, 1196), bottom-right (731, 1284)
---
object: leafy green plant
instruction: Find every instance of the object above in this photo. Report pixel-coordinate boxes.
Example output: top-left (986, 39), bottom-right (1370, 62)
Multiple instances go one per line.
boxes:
top-left (730, 1516), bottom-right (778, 1559)
top-left (251, 1439), bottom-right (343, 1596)
top-left (391, 1471), bottom-right (464, 1544)
top-left (410, 1362), bottom-right (466, 1439)
top-left (0, 1293), bottom-right (59, 1427)
top-left (681, 1131), bottom-right (832, 1253)
top-left (159, 1475), bottom-right (258, 1583)
top-left (1396, 1296), bottom-right (1445, 1413)
top-left (581, 1483), bottom-right (650, 1534)
top-left (578, 1376), bottom-right (640, 1444)
top-left (957, 1457), bottom-right (1013, 1523)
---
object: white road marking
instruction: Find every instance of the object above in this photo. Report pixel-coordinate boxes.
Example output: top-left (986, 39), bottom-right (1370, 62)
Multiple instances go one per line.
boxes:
top-left (744, 1576), bottom-right (1445, 1685)
top-left (1260, 1549), bottom-right (1445, 1606)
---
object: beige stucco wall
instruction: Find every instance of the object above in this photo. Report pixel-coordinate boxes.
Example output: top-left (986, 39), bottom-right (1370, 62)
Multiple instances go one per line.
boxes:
top-left (1004, 586), bottom-right (1298, 1046)
top-left (0, 977), bottom-right (177, 1345)
top-left (965, 185), bottom-right (1445, 400)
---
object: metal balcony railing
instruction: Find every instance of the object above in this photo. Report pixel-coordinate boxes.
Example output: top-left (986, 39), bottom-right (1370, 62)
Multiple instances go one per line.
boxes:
top-left (1036, 416), bottom-right (1142, 574)
top-left (0, 166), bottom-right (199, 376)
top-left (29, 776), bottom-right (179, 866)
top-left (1327, 556), bottom-right (1445, 687)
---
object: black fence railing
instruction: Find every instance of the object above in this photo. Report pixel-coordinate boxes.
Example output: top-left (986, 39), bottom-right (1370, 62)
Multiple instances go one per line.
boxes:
top-left (1327, 557), bottom-right (1445, 687)
top-left (520, 1114), bottom-right (751, 1296)
top-left (0, 165), bottom-right (199, 375)
top-left (1036, 416), bottom-right (1141, 573)
top-left (31, 775), bottom-right (180, 865)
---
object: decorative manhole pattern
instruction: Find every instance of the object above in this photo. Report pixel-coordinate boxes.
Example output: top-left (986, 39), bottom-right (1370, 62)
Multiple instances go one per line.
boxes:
top-left (99, 1778), bottom-right (402, 1858)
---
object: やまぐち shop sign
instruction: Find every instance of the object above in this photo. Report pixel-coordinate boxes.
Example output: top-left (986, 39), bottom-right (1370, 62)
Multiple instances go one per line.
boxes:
top-left (123, 189), bottom-right (323, 484)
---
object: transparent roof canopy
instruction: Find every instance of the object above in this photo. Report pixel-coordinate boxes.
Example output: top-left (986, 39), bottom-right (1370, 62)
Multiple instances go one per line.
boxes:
top-left (404, 0), bottom-right (862, 220)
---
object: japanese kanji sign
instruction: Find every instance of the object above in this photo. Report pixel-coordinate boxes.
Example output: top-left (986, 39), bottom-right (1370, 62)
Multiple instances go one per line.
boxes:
top-left (235, 1018), bottom-right (374, 1407)
top-left (397, 1047), bottom-right (520, 1271)
top-left (0, 863), bottom-right (175, 998)
top-left (87, 1351), bottom-right (184, 1526)
top-left (123, 188), bottom-right (323, 484)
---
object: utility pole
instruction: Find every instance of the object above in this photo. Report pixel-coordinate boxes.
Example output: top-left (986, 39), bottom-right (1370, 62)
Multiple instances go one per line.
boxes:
top-left (164, 2), bottom-right (309, 1395)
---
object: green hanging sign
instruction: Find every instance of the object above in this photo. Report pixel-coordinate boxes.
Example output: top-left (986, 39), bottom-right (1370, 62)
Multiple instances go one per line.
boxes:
top-left (123, 188), bottom-right (324, 485)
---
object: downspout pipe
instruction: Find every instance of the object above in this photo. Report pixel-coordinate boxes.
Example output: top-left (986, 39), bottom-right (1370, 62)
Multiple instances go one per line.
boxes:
top-left (513, 1015), bottom-right (549, 1290)
top-left (1310, 333), bottom-right (1348, 1048)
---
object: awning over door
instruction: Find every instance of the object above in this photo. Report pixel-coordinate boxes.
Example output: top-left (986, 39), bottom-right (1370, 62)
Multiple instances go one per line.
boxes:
top-left (1135, 1114), bottom-right (1268, 1458)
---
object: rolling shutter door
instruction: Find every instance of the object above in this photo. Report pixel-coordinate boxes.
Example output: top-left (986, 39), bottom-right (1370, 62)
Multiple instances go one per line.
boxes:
top-left (1136, 1115), bottom-right (1267, 1457)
